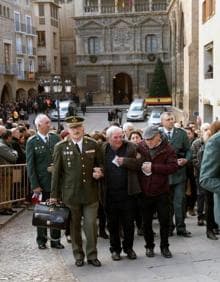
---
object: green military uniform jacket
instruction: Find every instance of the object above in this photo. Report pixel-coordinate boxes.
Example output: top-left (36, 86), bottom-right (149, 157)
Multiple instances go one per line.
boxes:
top-left (26, 132), bottom-right (60, 192)
top-left (51, 136), bottom-right (101, 206)
top-left (161, 127), bottom-right (191, 185)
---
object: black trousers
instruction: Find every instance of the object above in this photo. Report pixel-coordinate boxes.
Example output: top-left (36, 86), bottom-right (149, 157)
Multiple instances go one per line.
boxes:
top-left (139, 193), bottom-right (170, 249)
top-left (36, 192), bottom-right (61, 245)
top-left (205, 190), bottom-right (218, 231)
top-left (106, 197), bottom-right (135, 254)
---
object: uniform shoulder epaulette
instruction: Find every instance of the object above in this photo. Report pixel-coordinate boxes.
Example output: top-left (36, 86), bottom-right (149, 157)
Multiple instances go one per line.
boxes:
top-left (84, 135), bottom-right (97, 143)
top-left (27, 134), bottom-right (38, 142)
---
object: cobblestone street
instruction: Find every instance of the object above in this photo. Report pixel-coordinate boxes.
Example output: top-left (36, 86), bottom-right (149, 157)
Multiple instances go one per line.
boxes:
top-left (0, 210), bottom-right (77, 282)
top-left (1, 209), bottom-right (220, 282)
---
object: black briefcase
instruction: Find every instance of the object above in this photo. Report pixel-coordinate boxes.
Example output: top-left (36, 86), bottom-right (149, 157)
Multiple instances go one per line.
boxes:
top-left (32, 202), bottom-right (70, 230)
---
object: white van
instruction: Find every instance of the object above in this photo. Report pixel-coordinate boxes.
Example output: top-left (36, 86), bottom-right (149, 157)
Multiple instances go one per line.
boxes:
top-left (126, 99), bottom-right (147, 121)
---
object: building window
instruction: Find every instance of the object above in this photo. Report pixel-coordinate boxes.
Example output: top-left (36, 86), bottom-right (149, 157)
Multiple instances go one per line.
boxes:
top-left (202, 0), bottom-right (215, 23)
top-left (16, 36), bottom-right (22, 53)
top-left (53, 32), bottom-right (57, 49)
top-left (145, 34), bottom-right (158, 53)
top-left (84, 0), bottom-right (98, 13)
top-left (86, 75), bottom-right (99, 92)
top-left (37, 31), bottom-right (46, 47)
top-left (27, 38), bottom-right (33, 55)
top-left (50, 5), bottom-right (58, 19)
top-left (204, 42), bottom-right (213, 79)
top-left (4, 43), bottom-right (11, 73)
top-left (54, 56), bottom-right (58, 73)
top-left (0, 5), bottom-right (2, 15)
top-left (29, 59), bottom-right (34, 73)
top-left (88, 37), bottom-right (100, 54)
top-left (38, 56), bottom-right (47, 71)
top-left (26, 16), bottom-right (32, 34)
top-left (17, 58), bottom-right (24, 79)
top-left (14, 12), bottom-right (20, 31)
top-left (39, 4), bottom-right (45, 17)
top-left (7, 7), bottom-right (10, 18)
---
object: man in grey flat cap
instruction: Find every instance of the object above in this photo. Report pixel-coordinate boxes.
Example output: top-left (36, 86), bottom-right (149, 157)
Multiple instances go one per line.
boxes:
top-left (136, 125), bottom-right (178, 258)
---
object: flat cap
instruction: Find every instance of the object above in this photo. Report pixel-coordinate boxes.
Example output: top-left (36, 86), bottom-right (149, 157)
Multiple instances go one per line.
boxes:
top-left (65, 116), bottom-right (84, 128)
top-left (143, 125), bottom-right (160, 139)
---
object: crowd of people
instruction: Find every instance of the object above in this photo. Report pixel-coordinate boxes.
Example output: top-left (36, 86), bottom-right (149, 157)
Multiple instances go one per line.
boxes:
top-left (0, 108), bottom-right (220, 268)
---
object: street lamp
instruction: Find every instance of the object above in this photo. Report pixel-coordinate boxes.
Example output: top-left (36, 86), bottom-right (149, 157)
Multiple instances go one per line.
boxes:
top-left (42, 75), bottom-right (72, 131)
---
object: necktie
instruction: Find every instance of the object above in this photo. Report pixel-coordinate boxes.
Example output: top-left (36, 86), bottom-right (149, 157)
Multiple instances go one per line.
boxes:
top-left (75, 143), bottom-right (81, 153)
top-left (45, 136), bottom-right (49, 144)
top-left (167, 131), bottom-right (171, 141)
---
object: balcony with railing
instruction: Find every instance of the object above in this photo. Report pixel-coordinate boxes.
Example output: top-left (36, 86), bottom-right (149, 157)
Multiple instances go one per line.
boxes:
top-left (84, 1), bottom-right (167, 15)
top-left (0, 64), bottom-right (16, 75)
top-left (16, 45), bottom-right (26, 55)
top-left (15, 22), bottom-right (36, 35)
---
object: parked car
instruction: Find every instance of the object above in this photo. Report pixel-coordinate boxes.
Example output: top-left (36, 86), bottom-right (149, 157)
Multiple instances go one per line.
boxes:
top-left (49, 100), bottom-right (74, 121)
top-left (126, 99), bottom-right (147, 121)
top-left (147, 111), bottom-right (162, 126)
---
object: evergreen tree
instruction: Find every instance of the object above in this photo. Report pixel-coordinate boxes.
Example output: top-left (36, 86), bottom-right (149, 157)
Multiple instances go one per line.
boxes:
top-left (149, 58), bottom-right (170, 97)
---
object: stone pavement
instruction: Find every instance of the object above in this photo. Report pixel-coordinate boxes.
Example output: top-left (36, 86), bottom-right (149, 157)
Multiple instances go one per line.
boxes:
top-left (1, 209), bottom-right (220, 282)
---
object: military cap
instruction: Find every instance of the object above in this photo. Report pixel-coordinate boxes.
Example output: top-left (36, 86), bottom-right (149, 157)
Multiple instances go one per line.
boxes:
top-left (143, 125), bottom-right (160, 139)
top-left (65, 116), bottom-right (84, 128)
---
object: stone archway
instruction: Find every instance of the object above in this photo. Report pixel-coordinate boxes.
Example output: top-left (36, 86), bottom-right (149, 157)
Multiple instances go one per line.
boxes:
top-left (16, 88), bottom-right (26, 101)
top-left (1, 83), bottom-right (13, 104)
top-left (28, 88), bottom-right (37, 99)
top-left (113, 73), bottom-right (132, 105)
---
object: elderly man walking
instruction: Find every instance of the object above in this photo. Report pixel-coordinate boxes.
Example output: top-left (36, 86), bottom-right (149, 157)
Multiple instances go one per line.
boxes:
top-left (50, 116), bottom-right (102, 267)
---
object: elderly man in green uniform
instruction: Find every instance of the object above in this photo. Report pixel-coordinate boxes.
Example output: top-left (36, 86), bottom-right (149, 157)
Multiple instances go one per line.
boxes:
top-left (26, 114), bottom-right (64, 250)
top-left (50, 116), bottom-right (103, 267)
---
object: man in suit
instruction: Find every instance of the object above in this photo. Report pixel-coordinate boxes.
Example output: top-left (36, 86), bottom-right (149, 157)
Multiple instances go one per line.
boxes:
top-left (26, 114), bottom-right (63, 250)
top-left (50, 116), bottom-right (102, 267)
top-left (160, 112), bottom-right (192, 237)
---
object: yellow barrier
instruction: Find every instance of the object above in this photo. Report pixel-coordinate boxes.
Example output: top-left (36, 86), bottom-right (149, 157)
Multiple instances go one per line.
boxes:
top-left (0, 164), bottom-right (29, 208)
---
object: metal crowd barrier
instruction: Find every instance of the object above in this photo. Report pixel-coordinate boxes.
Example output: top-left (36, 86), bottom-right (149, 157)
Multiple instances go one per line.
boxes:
top-left (0, 164), bottom-right (29, 208)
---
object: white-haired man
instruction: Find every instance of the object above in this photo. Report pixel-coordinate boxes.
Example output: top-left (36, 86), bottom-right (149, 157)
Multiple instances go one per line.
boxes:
top-left (100, 126), bottom-right (141, 261)
top-left (26, 114), bottom-right (63, 250)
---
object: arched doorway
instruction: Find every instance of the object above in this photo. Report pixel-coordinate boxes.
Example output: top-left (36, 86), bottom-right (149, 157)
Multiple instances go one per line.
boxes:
top-left (16, 88), bottom-right (26, 101)
top-left (113, 73), bottom-right (132, 105)
top-left (1, 83), bottom-right (13, 104)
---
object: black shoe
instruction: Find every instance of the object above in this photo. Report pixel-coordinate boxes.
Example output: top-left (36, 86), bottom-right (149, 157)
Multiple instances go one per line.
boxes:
top-left (88, 258), bottom-right (101, 267)
top-left (99, 231), bottom-right (109, 239)
top-left (111, 251), bottom-right (121, 261)
top-left (75, 259), bottom-right (84, 267)
top-left (137, 228), bottom-right (144, 236)
top-left (66, 235), bottom-right (72, 243)
top-left (207, 230), bottom-right (218, 240)
top-left (51, 242), bottom-right (65, 249)
top-left (145, 248), bottom-right (154, 257)
top-left (168, 229), bottom-right (174, 237)
top-left (213, 228), bottom-right (220, 235)
top-left (198, 219), bottom-right (205, 226)
top-left (125, 249), bottom-right (137, 260)
top-left (177, 230), bottom-right (192, 237)
top-left (38, 243), bottom-right (47, 250)
top-left (161, 247), bottom-right (172, 258)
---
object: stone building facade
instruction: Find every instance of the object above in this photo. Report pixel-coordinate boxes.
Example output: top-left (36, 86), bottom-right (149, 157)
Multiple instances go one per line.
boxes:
top-left (168, 0), bottom-right (199, 122)
top-left (0, 0), bottom-right (37, 103)
top-left (199, 0), bottom-right (220, 123)
top-left (73, 0), bottom-right (171, 105)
